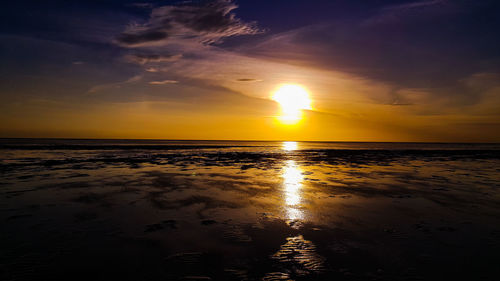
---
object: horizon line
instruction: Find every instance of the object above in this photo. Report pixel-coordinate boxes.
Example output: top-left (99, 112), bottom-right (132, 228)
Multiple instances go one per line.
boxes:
top-left (1, 137), bottom-right (499, 145)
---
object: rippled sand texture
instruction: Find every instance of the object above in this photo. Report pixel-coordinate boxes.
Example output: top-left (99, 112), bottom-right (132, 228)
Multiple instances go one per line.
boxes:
top-left (1, 140), bottom-right (500, 280)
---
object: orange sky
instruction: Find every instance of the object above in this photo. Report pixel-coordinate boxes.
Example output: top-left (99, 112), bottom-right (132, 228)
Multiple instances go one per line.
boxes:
top-left (1, 0), bottom-right (500, 142)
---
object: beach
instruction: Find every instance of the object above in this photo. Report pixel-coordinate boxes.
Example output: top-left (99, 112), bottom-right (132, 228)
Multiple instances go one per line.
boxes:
top-left (1, 139), bottom-right (500, 280)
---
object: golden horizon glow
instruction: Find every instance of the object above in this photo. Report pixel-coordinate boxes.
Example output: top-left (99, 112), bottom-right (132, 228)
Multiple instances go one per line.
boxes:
top-left (272, 84), bottom-right (312, 125)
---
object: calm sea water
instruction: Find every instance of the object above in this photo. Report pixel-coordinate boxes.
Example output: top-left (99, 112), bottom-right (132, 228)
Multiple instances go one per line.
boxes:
top-left (1, 139), bottom-right (500, 280)
top-left (2, 138), bottom-right (500, 150)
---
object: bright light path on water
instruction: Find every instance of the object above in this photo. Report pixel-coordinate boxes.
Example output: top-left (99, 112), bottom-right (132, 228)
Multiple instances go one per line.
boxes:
top-left (283, 141), bottom-right (298, 151)
top-left (282, 160), bottom-right (304, 220)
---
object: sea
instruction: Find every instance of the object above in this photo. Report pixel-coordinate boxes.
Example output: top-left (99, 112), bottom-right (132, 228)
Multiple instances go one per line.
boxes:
top-left (1, 139), bottom-right (500, 280)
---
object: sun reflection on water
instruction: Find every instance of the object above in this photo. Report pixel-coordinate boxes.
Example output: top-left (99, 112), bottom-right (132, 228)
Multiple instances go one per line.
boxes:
top-left (282, 160), bottom-right (304, 221)
top-left (267, 159), bottom-right (327, 279)
top-left (282, 141), bottom-right (298, 151)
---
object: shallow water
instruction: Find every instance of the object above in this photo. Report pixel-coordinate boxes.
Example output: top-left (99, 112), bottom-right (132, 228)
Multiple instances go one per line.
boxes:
top-left (1, 139), bottom-right (500, 280)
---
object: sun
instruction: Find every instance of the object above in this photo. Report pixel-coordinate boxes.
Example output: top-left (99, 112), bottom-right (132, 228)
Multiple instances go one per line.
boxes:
top-left (272, 84), bottom-right (312, 124)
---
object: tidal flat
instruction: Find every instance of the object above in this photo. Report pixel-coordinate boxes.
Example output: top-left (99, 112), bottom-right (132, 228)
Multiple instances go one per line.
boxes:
top-left (1, 140), bottom-right (500, 280)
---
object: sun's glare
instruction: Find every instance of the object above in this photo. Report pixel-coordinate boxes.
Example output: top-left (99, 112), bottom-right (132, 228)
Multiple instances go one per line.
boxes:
top-left (272, 84), bottom-right (312, 124)
top-left (283, 141), bottom-right (298, 151)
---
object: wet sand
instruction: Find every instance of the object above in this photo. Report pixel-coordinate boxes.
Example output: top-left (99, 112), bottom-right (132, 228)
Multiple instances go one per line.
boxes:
top-left (1, 140), bottom-right (500, 280)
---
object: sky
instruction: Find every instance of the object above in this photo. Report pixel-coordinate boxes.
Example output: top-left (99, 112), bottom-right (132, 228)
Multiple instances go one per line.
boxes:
top-left (1, 0), bottom-right (500, 141)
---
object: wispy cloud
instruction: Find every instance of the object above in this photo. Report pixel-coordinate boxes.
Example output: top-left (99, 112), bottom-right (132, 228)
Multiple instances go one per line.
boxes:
top-left (87, 75), bottom-right (143, 94)
top-left (115, 0), bottom-right (262, 47)
top-left (127, 3), bottom-right (154, 9)
top-left (382, 0), bottom-right (447, 12)
top-left (364, 0), bottom-right (454, 25)
top-left (236, 78), bottom-right (263, 82)
top-left (149, 80), bottom-right (179, 85)
top-left (125, 53), bottom-right (183, 65)
top-left (112, 0), bottom-right (269, 106)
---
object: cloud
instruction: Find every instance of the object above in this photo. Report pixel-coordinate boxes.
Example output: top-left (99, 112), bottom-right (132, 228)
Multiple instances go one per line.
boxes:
top-left (117, 30), bottom-right (169, 46)
top-left (365, 0), bottom-right (453, 25)
top-left (125, 53), bottom-right (183, 65)
top-left (149, 80), bottom-right (179, 85)
top-left (236, 78), bottom-right (262, 82)
top-left (87, 75), bottom-right (143, 94)
top-left (381, 0), bottom-right (447, 12)
top-left (115, 0), bottom-right (261, 47)
top-left (127, 3), bottom-right (154, 9)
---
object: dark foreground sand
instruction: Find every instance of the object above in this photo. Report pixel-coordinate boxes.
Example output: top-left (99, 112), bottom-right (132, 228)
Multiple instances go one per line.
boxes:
top-left (1, 141), bottom-right (500, 280)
